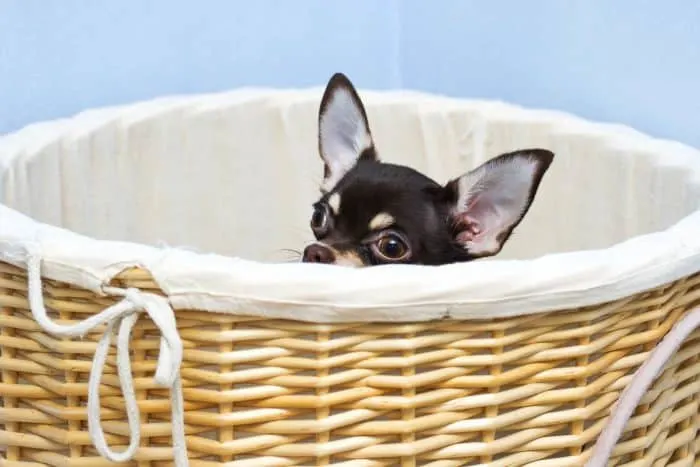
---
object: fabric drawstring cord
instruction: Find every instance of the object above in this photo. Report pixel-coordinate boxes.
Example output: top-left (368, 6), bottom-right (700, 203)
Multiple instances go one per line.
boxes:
top-left (25, 246), bottom-right (189, 466)
top-left (586, 305), bottom-right (700, 466)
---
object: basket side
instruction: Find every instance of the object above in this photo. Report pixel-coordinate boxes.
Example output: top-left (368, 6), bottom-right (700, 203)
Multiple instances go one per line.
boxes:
top-left (1, 261), bottom-right (699, 466)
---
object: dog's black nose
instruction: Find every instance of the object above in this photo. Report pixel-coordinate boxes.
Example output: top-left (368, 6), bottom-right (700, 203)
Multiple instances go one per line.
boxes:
top-left (303, 244), bottom-right (336, 264)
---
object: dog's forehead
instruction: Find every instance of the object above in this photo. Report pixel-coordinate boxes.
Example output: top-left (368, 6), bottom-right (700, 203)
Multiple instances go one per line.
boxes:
top-left (325, 161), bottom-right (441, 231)
top-left (337, 162), bottom-right (439, 196)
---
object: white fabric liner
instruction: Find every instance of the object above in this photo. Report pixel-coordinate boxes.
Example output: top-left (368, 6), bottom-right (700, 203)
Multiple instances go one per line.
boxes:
top-left (1, 88), bottom-right (699, 323)
top-left (1, 89), bottom-right (700, 467)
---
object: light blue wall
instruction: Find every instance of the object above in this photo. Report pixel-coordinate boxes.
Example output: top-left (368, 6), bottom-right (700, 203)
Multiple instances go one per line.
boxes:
top-left (1, 0), bottom-right (699, 147)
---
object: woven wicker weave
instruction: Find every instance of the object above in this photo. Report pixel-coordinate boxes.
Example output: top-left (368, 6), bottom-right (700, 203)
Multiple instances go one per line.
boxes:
top-left (1, 261), bottom-right (699, 466)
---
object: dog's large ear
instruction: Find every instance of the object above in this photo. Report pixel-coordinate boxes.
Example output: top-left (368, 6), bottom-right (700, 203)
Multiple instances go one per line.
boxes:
top-left (318, 73), bottom-right (377, 192)
top-left (444, 149), bottom-right (554, 257)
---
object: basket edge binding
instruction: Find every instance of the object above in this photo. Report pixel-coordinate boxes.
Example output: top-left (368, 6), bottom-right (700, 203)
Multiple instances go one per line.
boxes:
top-left (1, 202), bottom-right (699, 324)
top-left (1, 89), bottom-right (700, 322)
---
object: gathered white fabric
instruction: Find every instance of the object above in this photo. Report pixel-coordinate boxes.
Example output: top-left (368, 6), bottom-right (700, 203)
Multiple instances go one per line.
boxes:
top-left (25, 244), bottom-right (188, 466)
top-left (2, 203), bottom-right (699, 323)
top-left (0, 89), bottom-right (698, 323)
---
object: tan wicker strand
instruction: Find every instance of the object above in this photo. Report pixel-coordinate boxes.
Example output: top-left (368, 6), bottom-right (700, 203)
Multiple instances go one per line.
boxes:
top-left (1, 262), bottom-right (699, 466)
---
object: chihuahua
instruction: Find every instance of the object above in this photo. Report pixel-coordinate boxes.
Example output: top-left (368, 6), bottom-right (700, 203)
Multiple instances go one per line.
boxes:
top-left (302, 73), bottom-right (554, 267)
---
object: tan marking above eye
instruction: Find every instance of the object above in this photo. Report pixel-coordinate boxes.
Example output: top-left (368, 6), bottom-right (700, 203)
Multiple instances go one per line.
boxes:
top-left (369, 212), bottom-right (395, 231)
top-left (328, 193), bottom-right (341, 215)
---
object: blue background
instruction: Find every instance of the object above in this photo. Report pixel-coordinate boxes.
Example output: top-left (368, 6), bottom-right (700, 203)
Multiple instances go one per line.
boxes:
top-left (1, 0), bottom-right (698, 147)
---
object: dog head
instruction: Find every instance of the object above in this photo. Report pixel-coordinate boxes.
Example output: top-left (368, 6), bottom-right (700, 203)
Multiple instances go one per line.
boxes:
top-left (302, 73), bottom-right (554, 267)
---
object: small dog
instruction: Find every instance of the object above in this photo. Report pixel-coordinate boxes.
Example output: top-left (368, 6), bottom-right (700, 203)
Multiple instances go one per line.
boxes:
top-left (302, 73), bottom-right (554, 267)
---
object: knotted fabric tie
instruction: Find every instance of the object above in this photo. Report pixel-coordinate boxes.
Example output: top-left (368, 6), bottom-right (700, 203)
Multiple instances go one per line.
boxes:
top-left (25, 246), bottom-right (189, 466)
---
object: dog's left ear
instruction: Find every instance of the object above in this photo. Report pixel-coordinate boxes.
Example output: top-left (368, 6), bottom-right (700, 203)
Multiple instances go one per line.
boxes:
top-left (444, 149), bottom-right (554, 257)
top-left (318, 73), bottom-right (377, 192)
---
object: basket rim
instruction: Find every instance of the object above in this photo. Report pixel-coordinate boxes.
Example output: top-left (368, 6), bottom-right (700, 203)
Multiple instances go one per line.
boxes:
top-left (1, 89), bottom-right (699, 322)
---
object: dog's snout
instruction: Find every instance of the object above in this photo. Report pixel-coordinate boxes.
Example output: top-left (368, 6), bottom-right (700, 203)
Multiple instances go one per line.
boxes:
top-left (303, 244), bottom-right (336, 264)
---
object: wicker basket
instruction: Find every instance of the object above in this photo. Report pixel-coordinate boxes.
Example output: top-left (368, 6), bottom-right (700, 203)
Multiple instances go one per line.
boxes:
top-left (1, 90), bottom-right (699, 466)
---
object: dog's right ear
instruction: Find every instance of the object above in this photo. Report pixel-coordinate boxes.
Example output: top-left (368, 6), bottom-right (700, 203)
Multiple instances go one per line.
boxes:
top-left (444, 149), bottom-right (554, 258)
top-left (318, 73), bottom-right (377, 193)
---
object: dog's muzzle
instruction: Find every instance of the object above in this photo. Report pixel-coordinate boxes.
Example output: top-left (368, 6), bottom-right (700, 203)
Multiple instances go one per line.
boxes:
top-left (302, 243), bottom-right (336, 264)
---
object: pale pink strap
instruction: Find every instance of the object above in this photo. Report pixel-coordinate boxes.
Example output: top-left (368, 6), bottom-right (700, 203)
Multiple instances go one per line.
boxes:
top-left (586, 306), bottom-right (700, 467)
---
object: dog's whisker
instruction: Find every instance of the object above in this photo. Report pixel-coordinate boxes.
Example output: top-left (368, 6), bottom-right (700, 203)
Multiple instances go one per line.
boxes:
top-left (278, 248), bottom-right (302, 255)
top-left (273, 248), bottom-right (303, 262)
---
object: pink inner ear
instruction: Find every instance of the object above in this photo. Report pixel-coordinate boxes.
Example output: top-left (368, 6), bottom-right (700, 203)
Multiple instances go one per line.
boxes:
top-left (451, 191), bottom-right (507, 256)
top-left (454, 193), bottom-right (492, 240)
top-left (447, 149), bottom-right (553, 257)
top-left (454, 215), bottom-right (483, 244)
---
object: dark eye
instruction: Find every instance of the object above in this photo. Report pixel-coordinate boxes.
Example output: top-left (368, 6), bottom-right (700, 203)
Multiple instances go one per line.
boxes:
top-left (310, 205), bottom-right (329, 235)
top-left (373, 234), bottom-right (410, 261)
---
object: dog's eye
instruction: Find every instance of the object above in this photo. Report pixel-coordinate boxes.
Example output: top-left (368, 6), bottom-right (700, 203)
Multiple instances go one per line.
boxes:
top-left (310, 205), bottom-right (329, 234)
top-left (373, 234), bottom-right (410, 261)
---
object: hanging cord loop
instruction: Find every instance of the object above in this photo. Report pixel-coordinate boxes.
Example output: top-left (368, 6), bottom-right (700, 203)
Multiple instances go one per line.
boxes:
top-left (25, 245), bottom-right (189, 466)
top-left (586, 305), bottom-right (700, 466)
